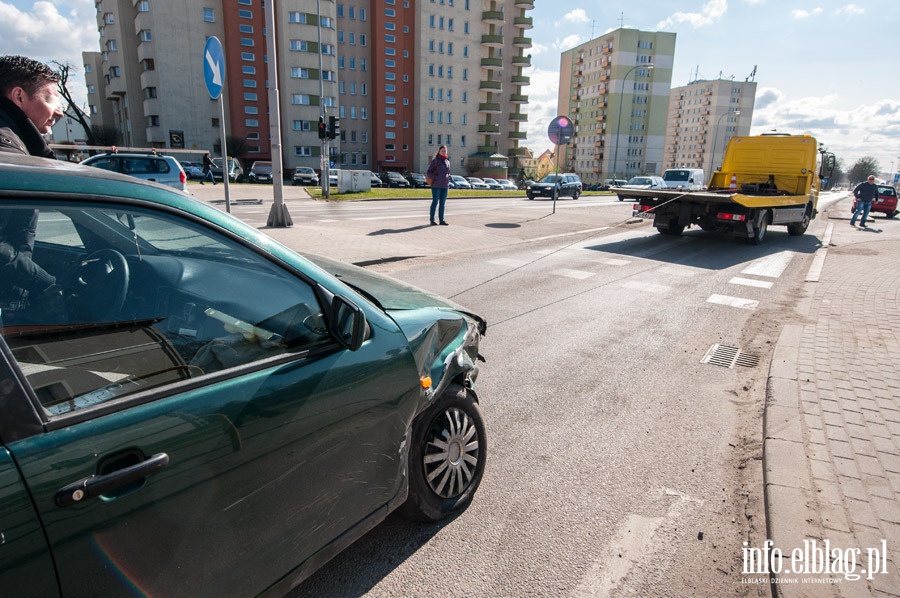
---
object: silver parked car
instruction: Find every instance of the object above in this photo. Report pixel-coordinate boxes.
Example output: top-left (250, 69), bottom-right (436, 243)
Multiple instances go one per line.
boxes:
top-left (616, 175), bottom-right (667, 201)
top-left (82, 152), bottom-right (187, 192)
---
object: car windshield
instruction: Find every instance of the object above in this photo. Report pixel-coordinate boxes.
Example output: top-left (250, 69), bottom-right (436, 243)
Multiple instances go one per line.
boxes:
top-left (628, 177), bottom-right (652, 185)
top-left (663, 170), bottom-right (691, 181)
top-left (539, 175), bottom-right (561, 183)
top-left (877, 186), bottom-right (896, 197)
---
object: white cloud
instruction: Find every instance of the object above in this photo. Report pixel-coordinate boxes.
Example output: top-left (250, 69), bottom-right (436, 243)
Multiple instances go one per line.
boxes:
top-left (751, 87), bottom-right (900, 168)
top-left (791, 7), bottom-right (823, 19)
top-left (835, 4), bottom-right (865, 15)
top-left (522, 67), bottom-right (564, 155)
top-left (656, 0), bottom-right (728, 30)
top-left (556, 34), bottom-right (584, 53)
top-left (563, 8), bottom-right (590, 24)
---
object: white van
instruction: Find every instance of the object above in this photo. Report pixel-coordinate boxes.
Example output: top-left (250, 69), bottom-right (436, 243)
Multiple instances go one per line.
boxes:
top-left (662, 168), bottom-right (705, 191)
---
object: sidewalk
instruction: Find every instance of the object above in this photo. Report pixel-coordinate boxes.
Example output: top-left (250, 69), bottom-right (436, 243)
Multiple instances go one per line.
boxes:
top-left (765, 202), bottom-right (900, 596)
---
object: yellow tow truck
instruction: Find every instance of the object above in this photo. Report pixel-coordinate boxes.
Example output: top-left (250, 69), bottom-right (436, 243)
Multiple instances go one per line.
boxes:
top-left (625, 134), bottom-right (836, 244)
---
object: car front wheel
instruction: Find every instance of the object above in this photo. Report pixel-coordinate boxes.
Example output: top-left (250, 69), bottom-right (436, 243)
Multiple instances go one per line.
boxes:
top-left (400, 384), bottom-right (486, 522)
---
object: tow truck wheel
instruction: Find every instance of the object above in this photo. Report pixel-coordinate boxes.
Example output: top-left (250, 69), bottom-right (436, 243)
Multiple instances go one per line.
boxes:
top-left (749, 211), bottom-right (769, 245)
top-left (787, 206), bottom-right (812, 236)
top-left (657, 220), bottom-right (684, 236)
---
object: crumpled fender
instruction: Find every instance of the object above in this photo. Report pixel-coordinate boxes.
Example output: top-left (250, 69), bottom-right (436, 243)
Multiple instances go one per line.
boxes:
top-left (387, 308), bottom-right (482, 401)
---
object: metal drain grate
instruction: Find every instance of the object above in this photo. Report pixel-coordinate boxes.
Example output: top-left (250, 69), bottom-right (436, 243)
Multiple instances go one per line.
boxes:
top-left (701, 344), bottom-right (760, 368)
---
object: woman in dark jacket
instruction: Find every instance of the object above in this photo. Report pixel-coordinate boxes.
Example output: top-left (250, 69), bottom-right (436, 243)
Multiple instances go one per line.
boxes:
top-left (425, 145), bottom-right (451, 225)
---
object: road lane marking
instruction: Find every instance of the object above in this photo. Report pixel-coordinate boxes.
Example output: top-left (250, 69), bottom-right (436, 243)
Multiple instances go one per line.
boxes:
top-left (729, 277), bottom-right (774, 289)
top-left (552, 268), bottom-right (595, 280)
top-left (623, 280), bottom-right (671, 294)
top-left (600, 258), bottom-right (630, 266)
top-left (707, 294), bottom-right (759, 310)
top-left (741, 251), bottom-right (795, 278)
top-left (487, 258), bottom-right (530, 268)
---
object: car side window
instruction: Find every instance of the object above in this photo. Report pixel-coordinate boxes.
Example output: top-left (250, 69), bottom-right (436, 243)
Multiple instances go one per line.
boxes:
top-left (1, 202), bottom-right (330, 416)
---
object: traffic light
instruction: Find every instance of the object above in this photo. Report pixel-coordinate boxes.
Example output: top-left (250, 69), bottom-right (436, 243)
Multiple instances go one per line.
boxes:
top-left (317, 117), bottom-right (327, 139)
top-left (328, 116), bottom-right (340, 140)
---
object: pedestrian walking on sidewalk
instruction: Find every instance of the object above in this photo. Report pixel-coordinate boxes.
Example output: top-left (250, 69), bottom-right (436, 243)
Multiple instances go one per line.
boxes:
top-left (201, 152), bottom-right (216, 185)
top-left (851, 175), bottom-right (878, 227)
top-left (426, 145), bottom-right (451, 225)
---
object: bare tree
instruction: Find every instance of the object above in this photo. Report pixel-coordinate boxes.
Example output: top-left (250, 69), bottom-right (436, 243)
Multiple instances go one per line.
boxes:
top-left (51, 62), bottom-right (97, 145)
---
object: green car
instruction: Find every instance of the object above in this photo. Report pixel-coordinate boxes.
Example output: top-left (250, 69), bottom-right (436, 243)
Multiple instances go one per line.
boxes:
top-left (0, 153), bottom-right (487, 596)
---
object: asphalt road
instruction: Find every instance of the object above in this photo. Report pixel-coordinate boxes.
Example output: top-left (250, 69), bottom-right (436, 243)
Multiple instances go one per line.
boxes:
top-left (187, 184), bottom-right (855, 596)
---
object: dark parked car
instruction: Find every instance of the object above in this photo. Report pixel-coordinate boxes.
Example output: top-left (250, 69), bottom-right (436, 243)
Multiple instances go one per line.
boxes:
top-left (210, 157), bottom-right (244, 183)
top-left (526, 173), bottom-right (582, 200)
top-left (382, 171), bottom-right (411, 188)
top-left (0, 152), bottom-right (487, 597)
top-left (248, 160), bottom-right (274, 183)
top-left (81, 152), bottom-right (187, 192)
top-left (407, 173), bottom-right (429, 188)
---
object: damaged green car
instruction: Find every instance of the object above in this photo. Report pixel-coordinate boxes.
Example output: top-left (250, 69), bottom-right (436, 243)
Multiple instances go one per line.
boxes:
top-left (0, 153), bottom-right (486, 597)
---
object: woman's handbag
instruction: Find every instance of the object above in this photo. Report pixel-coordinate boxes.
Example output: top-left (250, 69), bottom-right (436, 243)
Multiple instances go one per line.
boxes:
top-left (425, 175), bottom-right (434, 186)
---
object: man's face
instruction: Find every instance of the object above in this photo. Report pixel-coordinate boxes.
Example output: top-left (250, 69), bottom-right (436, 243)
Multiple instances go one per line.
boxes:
top-left (10, 82), bottom-right (64, 134)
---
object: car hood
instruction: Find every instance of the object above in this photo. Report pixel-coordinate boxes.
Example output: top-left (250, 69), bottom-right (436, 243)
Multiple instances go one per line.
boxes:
top-left (304, 253), bottom-right (486, 335)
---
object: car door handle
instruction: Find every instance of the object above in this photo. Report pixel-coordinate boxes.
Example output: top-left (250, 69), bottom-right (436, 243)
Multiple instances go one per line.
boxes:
top-left (55, 452), bottom-right (170, 507)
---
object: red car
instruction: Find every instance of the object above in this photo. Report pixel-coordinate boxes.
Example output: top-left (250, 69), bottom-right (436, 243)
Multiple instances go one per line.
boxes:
top-left (852, 184), bottom-right (898, 219)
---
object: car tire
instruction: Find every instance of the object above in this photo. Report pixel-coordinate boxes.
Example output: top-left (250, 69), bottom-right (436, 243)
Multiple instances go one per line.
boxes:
top-left (748, 210), bottom-right (769, 245)
top-left (400, 384), bottom-right (486, 523)
top-left (787, 205), bottom-right (812, 236)
top-left (617, 195), bottom-right (624, 201)
top-left (527, 194), bottom-right (534, 200)
top-left (572, 189), bottom-right (581, 200)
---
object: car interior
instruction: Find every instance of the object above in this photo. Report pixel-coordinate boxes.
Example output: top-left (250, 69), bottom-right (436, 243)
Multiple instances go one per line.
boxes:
top-left (1, 202), bottom-right (333, 416)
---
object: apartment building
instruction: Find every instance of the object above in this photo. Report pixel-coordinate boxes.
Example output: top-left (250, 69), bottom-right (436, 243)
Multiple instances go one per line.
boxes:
top-left (664, 78), bottom-right (756, 176)
top-left (83, 0), bottom-right (532, 176)
top-left (557, 28), bottom-right (676, 186)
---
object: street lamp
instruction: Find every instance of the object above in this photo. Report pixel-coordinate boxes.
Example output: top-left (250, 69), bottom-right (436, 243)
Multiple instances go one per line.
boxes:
top-left (611, 63), bottom-right (653, 179)
top-left (710, 109), bottom-right (740, 175)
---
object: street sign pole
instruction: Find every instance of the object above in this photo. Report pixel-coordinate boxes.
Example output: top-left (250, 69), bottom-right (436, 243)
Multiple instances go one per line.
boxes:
top-left (203, 37), bottom-right (231, 213)
top-left (547, 115), bottom-right (574, 216)
top-left (265, 0), bottom-right (292, 227)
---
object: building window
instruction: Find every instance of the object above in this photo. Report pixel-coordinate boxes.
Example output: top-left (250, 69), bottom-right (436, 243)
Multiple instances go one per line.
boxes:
top-left (139, 30), bottom-right (152, 42)
top-left (203, 8), bottom-right (215, 22)
top-left (148, 115), bottom-right (160, 127)
top-left (291, 94), bottom-right (312, 105)
top-left (240, 38), bottom-right (254, 47)
top-left (243, 79), bottom-right (257, 87)
top-left (245, 119), bottom-right (259, 127)
top-left (288, 12), bottom-right (307, 23)
top-left (290, 40), bottom-right (307, 51)
top-left (291, 67), bottom-right (310, 78)
top-left (238, 9), bottom-right (252, 18)
top-left (245, 106), bottom-right (258, 115)
top-left (138, 1), bottom-right (149, 12)
top-left (239, 24), bottom-right (253, 33)
top-left (103, 12), bottom-right (114, 24)
top-left (294, 146), bottom-right (313, 157)
top-left (106, 39), bottom-right (117, 52)
top-left (145, 87), bottom-right (157, 98)
top-left (141, 59), bottom-right (155, 71)
top-left (242, 65), bottom-right (256, 74)
top-left (241, 52), bottom-right (255, 61)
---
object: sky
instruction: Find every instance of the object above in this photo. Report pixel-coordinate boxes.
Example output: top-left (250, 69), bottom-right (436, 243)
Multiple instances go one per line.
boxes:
top-left (2, 0), bottom-right (898, 175)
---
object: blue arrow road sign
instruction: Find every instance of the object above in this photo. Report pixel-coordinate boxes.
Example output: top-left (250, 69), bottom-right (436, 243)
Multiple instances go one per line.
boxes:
top-left (203, 36), bottom-right (225, 99)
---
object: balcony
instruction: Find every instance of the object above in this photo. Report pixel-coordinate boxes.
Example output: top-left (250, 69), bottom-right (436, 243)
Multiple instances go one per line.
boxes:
top-left (511, 54), bottom-right (531, 67)
top-left (514, 0), bottom-right (534, 8)
top-left (507, 147), bottom-right (529, 157)
top-left (479, 124), bottom-right (500, 135)
top-left (509, 112), bottom-right (528, 122)
top-left (479, 80), bottom-right (502, 92)
top-left (514, 16), bottom-right (533, 29)
top-left (513, 36), bottom-right (532, 48)
top-left (508, 131), bottom-right (527, 140)
top-left (511, 75), bottom-right (530, 85)
top-left (477, 144), bottom-right (497, 154)
top-left (478, 102), bottom-right (502, 114)
top-left (510, 93), bottom-right (528, 104)
top-left (481, 34), bottom-right (504, 48)
top-left (482, 10), bottom-right (504, 24)
top-left (481, 57), bottom-right (503, 70)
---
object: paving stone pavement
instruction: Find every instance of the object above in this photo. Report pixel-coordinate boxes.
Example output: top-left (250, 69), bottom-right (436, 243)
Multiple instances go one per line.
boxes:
top-left (766, 206), bottom-right (900, 597)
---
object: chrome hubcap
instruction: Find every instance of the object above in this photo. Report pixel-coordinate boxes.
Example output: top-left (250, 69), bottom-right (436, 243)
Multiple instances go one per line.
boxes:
top-left (423, 407), bottom-right (480, 499)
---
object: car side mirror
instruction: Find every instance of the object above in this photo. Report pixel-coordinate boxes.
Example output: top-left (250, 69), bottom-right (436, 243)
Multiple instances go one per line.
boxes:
top-left (330, 295), bottom-right (369, 351)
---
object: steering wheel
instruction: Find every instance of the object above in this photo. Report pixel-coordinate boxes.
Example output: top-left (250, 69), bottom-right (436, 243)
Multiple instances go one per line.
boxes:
top-left (72, 249), bottom-right (130, 320)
